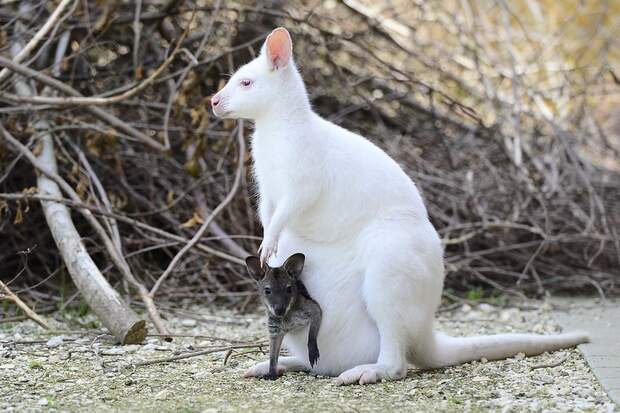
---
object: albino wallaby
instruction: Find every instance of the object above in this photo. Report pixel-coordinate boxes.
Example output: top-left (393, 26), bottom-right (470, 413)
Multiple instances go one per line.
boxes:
top-left (211, 27), bottom-right (589, 385)
top-left (245, 253), bottom-right (321, 380)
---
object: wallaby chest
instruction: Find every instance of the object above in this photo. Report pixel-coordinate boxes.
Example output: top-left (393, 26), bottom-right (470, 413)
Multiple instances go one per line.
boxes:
top-left (251, 129), bottom-right (321, 201)
top-left (267, 297), bottom-right (315, 335)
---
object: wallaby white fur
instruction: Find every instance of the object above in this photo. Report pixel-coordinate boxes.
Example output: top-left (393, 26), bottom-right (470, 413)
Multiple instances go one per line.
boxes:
top-left (212, 28), bottom-right (589, 385)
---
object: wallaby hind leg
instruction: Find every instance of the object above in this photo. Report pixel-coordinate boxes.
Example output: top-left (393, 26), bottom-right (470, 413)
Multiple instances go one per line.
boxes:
top-left (335, 266), bottom-right (409, 385)
top-left (307, 302), bottom-right (322, 367)
top-left (335, 221), bottom-right (442, 385)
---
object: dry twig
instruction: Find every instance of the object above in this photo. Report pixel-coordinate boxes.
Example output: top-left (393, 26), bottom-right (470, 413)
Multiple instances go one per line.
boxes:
top-left (0, 279), bottom-right (50, 329)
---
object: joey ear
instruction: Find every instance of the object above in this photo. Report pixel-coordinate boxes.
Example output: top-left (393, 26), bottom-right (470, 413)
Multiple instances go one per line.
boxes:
top-left (245, 256), bottom-right (264, 280)
top-left (283, 253), bottom-right (305, 278)
top-left (264, 27), bottom-right (292, 71)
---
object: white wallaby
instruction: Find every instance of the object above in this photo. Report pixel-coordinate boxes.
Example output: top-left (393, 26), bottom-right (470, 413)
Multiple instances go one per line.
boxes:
top-left (211, 28), bottom-right (589, 385)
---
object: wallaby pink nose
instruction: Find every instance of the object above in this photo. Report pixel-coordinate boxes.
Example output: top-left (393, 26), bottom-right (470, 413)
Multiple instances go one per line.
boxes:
top-left (211, 95), bottom-right (220, 107)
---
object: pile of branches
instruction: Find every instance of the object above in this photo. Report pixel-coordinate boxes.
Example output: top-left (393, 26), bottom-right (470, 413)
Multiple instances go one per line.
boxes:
top-left (1, 1), bottom-right (618, 339)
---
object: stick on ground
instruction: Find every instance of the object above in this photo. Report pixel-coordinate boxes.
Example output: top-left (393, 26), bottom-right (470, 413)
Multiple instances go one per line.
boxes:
top-left (0, 280), bottom-right (50, 329)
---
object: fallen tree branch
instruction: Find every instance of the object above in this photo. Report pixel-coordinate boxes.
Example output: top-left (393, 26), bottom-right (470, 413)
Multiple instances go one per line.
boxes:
top-left (3, 40), bottom-right (146, 343)
top-left (0, 125), bottom-right (159, 341)
top-left (0, 279), bottom-right (50, 329)
top-left (127, 341), bottom-right (266, 368)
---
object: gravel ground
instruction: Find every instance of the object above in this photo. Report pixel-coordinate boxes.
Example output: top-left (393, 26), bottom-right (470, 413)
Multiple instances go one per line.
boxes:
top-left (0, 300), bottom-right (616, 413)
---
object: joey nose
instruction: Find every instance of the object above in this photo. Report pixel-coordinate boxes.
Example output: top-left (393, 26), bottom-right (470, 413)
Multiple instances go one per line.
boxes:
top-left (211, 95), bottom-right (220, 107)
top-left (274, 306), bottom-right (286, 317)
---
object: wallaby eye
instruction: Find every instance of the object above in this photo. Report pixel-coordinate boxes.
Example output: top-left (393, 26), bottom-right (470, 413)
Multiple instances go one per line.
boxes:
top-left (286, 286), bottom-right (293, 293)
top-left (240, 79), bottom-right (252, 87)
top-left (264, 287), bottom-right (271, 295)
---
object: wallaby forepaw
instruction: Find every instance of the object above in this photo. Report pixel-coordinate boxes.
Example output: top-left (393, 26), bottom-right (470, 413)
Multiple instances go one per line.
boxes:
top-left (258, 238), bottom-right (278, 266)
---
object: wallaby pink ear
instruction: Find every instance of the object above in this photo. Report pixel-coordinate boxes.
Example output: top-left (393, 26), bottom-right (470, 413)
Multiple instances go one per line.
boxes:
top-left (265, 28), bottom-right (292, 71)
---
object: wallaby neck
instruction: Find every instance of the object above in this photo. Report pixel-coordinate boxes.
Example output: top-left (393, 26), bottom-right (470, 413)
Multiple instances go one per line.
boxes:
top-left (253, 104), bottom-right (313, 133)
top-left (253, 66), bottom-right (314, 133)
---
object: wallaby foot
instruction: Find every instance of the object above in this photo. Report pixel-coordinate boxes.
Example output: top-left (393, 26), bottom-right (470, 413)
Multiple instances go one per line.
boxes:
top-left (334, 363), bottom-right (407, 385)
top-left (243, 356), bottom-right (307, 378)
top-left (244, 362), bottom-right (285, 378)
top-left (260, 371), bottom-right (283, 380)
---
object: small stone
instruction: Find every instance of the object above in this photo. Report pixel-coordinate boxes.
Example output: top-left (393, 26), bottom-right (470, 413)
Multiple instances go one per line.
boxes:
top-left (515, 352), bottom-right (525, 360)
top-left (500, 309), bottom-right (518, 322)
top-left (461, 304), bottom-right (472, 313)
top-left (38, 398), bottom-right (48, 406)
top-left (142, 343), bottom-right (157, 351)
top-left (123, 345), bottom-right (140, 354)
top-left (539, 374), bottom-right (554, 384)
top-left (103, 347), bottom-right (126, 355)
top-left (154, 390), bottom-right (169, 400)
top-left (480, 357), bottom-right (488, 364)
top-left (181, 319), bottom-right (197, 327)
top-left (46, 336), bottom-right (64, 348)
top-left (478, 303), bottom-right (494, 313)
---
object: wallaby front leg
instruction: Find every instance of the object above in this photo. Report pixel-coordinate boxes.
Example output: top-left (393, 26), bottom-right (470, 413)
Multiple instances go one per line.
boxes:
top-left (258, 195), bottom-right (274, 230)
top-left (259, 196), bottom-right (294, 265)
top-left (265, 333), bottom-right (285, 380)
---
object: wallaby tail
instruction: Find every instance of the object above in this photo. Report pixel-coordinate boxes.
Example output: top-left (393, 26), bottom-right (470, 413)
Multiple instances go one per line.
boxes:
top-left (414, 330), bottom-right (589, 369)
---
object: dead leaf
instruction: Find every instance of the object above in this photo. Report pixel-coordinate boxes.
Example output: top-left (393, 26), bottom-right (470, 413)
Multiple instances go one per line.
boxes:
top-left (166, 190), bottom-right (175, 206)
top-left (31, 142), bottom-right (43, 157)
top-left (13, 200), bottom-right (23, 225)
top-left (180, 212), bottom-right (204, 229)
top-left (184, 159), bottom-right (201, 177)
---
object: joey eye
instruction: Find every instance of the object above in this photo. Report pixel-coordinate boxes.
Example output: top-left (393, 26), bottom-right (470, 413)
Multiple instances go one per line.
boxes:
top-left (286, 286), bottom-right (293, 293)
top-left (240, 79), bottom-right (252, 87)
top-left (264, 287), bottom-right (271, 295)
